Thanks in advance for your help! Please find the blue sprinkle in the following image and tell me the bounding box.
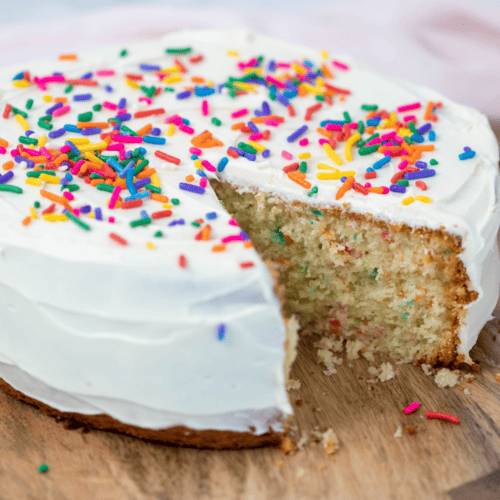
[404,169,436,180]
[80,205,91,214]
[411,134,424,143]
[65,141,80,155]
[217,157,229,172]
[303,59,314,68]
[64,124,81,133]
[217,324,226,341]
[418,123,432,135]
[177,90,192,100]
[429,130,436,141]
[105,85,113,93]
[262,149,270,158]
[366,119,381,126]
[150,127,161,136]
[113,123,121,131]
[320,120,345,127]
[127,169,137,194]
[107,158,124,174]
[182,118,190,126]
[206,212,217,220]
[118,98,127,109]
[143,135,166,145]
[268,60,276,72]
[80,127,101,136]
[191,155,199,160]
[390,184,406,193]
[60,177,70,186]
[81,72,93,80]
[366,167,375,172]
[179,182,205,194]
[194,86,215,97]
[373,156,391,170]
[287,125,308,143]
[415,161,427,169]
[459,150,476,160]
[139,64,161,71]
[73,93,92,101]
[25,130,35,137]
[240,231,250,241]
[248,121,259,133]
[138,147,147,155]
[95,207,102,220]
[125,150,132,159]
[46,102,63,115]
[125,191,151,201]
[12,71,24,81]
[119,160,136,179]
[196,169,207,178]
[275,93,289,106]
[140,210,149,219]
[48,128,66,139]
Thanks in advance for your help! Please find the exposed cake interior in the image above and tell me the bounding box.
[212,179,478,366]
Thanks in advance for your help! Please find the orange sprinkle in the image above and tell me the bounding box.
[424,101,434,121]
[287,171,311,189]
[135,123,152,136]
[53,154,68,166]
[191,130,223,148]
[2,161,13,171]
[137,168,156,179]
[30,156,48,164]
[401,142,414,154]
[339,96,346,102]
[40,189,71,210]
[406,151,422,164]
[201,225,211,241]
[321,64,333,79]
[191,76,205,83]
[33,166,43,171]
[335,176,355,200]
[59,54,77,60]
[365,126,376,134]
[250,115,284,124]
[90,179,99,187]
[22,216,31,226]
[412,144,435,152]
[297,84,307,97]
[367,187,385,194]
[211,244,226,252]
[113,179,127,188]
[317,127,333,138]
[77,121,110,129]
[0,138,8,148]
[243,241,253,248]
[54,97,67,104]
[185,174,195,182]
[231,122,245,131]
[365,110,378,120]
[150,193,169,203]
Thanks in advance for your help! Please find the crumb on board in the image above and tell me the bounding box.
[280,437,297,455]
[434,368,459,388]
[287,379,301,391]
[322,428,340,455]
[495,373,500,383]
[394,426,403,438]
[421,363,433,376]
[405,425,419,435]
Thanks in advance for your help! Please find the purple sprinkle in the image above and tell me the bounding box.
[404,169,436,180]
[179,182,205,194]
[217,324,226,341]
[81,72,93,80]
[415,161,427,169]
[115,113,131,122]
[25,130,35,137]
[262,149,270,158]
[80,205,91,213]
[0,171,14,184]
[140,210,148,219]
[80,127,101,136]
[287,125,308,143]
[46,101,63,115]
[206,212,217,220]
[48,128,66,139]
[95,207,102,220]
[73,93,92,101]
[390,184,406,193]
[248,121,259,133]
[134,177,151,189]
[262,101,271,115]
[118,98,127,110]
[463,146,471,152]
[417,123,432,135]
[125,150,132,159]
[150,127,161,136]
[176,90,192,100]
[139,64,161,71]
[105,85,113,93]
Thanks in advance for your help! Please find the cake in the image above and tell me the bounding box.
[0,29,498,449]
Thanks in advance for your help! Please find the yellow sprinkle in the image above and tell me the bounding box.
[243,67,263,75]
[317,170,356,180]
[316,77,325,88]
[166,123,175,136]
[88,212,95,219]
[15,114,30,131]
[206,79,214,87]
[292,63,306,75]
[380,119,391,129]
[38,135,47,147]
[389,112,397,125]
[301,83,323,95]
[162,203,173,209]
[146,242,156,250]
[398,128,411,137]
[227,50,239,57]
[25,177,42,187]
[402,196,415,206]
[323,143,343,166]
[416,195,432,203]
[39,173,60,184]
[79,141,107,152]
[194,159,203,170]
[42,95,53,102]
[232,81,256,91]
[67,137,90,145]
[29,207,38,220]
[125,79,140,89]
[163,75,183,84]
[317,163,339,171]
[321,49,329,60]
[298,152,311,159]
[85,152,103,164]
[247,140,266,153]
[43,214,68,222]
[12,80,29,88]
[345,133,361,161]
[161,65,181,73]
[150,173,161,188]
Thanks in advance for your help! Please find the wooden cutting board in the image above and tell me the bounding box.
[1,124,500,500]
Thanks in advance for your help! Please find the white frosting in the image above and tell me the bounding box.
[0,29,498,434]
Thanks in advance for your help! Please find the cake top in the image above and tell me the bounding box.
[0,28,498,279]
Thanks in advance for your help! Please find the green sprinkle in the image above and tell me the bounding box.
[11,107,27,118]
[404,136,413,145]
[140,86,156,98]
[34,201,40,208]
[192,221,201,227]
[166,47,192,54]
[38,464,49,473]
[90,173,105,180]
[18,136,37,145]
[237,142,257,154]
[65,211,90,231]
[26,99,33,110]
[93,103,102,112]
[307,186,318,197]
[164,87,175,92]
[358,144,380,156]
[430,159,438,165]
[171,198,180,205]
[396,180,409,187]
[27,170,56,178]
[315,95,325,101]
[120,125,138,137]
[343,111,352,123]
[268,92,276,101]
[0,185,22,194]
[134,159,149,175]
[96,183,115,193]
[361,104,378,111]
[154,231,163,238]
[130,217,152,228]
[369,268,378,280]
[358,133,379,148]
[401,312,409,320]
[211,117,221,126]
[61,184,80,192]
[357,121,365,135]
[78,111,93,122]
[406,300,414,307]
[353,235,357,241]
[145,184,161,194]
[64,85,73,94]
[311,209,323,216]
[38,119,53,131]
[120,49,128,57]
[299,161,308,174]
[408,121,418,135]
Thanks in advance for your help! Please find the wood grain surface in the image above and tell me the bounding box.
[1,126,499,500]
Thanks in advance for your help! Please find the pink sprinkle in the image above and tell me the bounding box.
[173,115,183,126]
[200,177,208,188]
[201,160,216,172]
[221,234,243,244]
[40,75,65,84]
[117,109,128,115]
[138,97,153,105]
[106,143,125,152]
[364,182,371,188]
[276,62,290,68]
[299,138,309,146]
[325,123,343,132]
[72,209,80,217]
[10,149,18,158]
[189,147,202,155]
[95,69,115,77]
[231,108,249,119]
[70,160,85,175]
[179,124,194,134]
[228,218,239,227]
[263,119,279,127]
[393,135,404,144]
[318,138,328,145]
[282,150,293,160]
[52,105,70,117]
[384,150,393,157]
[249,132,262,141]
[265,76,286,89]
[349,122,358,129]
[403,115,416,122]
[108,217,115,223]
[113,135,143,143]
[332,60,349,71]
[0,147,5,154]
[382,187,390,194]
[397,102,421,113]
[40,147,52,160]
[60,145,71,154]
[202,100,209,117]
[103,101,118,111]
[398,160,409,170]
[366,137,381,147]
[403,402,420,415]
[295,74,307,82]
[22,147,38,155]
[62,191,74,201]
[108,186,121,209]
[33,77,47,91]
[381,131,396,141]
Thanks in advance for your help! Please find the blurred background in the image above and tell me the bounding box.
[0,0,499,139]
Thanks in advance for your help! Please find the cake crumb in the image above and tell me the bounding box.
[378,362,394,382]
[277,459,286,467]
[421,363,433,376]
[287,379,301,391]
[297,434,309,450]
[467,375,474,384]
[297,468,305,478]
[322,428,340,455]
[405,425,419,435]
[362,350,375,362]
[394,426,403,438]
[495,373,500,383]
[458,386,465,391]
[346,340,364,360]
[435,368,459,388]
[463,388,471,395]
[319,463,325,470]
[280,437,296,455]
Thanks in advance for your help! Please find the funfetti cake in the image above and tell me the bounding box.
[0,29,498,449]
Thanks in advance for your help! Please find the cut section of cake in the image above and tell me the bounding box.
[0,29,498,448]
